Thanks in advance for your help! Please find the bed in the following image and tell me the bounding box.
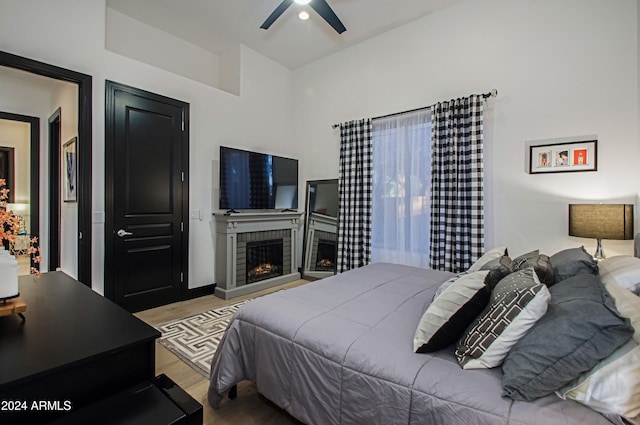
[208,254,640,425]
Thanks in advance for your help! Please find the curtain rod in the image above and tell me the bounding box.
[331,89,497,129]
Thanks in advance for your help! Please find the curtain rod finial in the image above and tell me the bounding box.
[490,89,498,97]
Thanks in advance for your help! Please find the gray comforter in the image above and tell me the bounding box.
[208,262,611,425]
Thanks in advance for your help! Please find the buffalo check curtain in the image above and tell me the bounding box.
[337,119,373,273]
[429,95,484,273]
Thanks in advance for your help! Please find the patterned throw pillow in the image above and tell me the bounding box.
[455,267,550,369]
[414,271,491,353]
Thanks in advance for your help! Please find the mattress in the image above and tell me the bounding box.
[208,262,611,425]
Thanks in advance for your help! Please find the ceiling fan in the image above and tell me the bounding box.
[260,0,347,34]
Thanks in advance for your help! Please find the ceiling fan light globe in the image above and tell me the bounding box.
[298,11,310,20]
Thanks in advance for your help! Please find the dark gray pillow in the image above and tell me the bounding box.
[480,255,513,290]
[481,253,555,288]
[515,254,555,287]
[511,249,539,269]
[550,246,598,283]
[502,273,633,401]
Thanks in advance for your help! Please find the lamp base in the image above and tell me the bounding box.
[593,238,605,262]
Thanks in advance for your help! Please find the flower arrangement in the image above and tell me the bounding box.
[0,178,40,277]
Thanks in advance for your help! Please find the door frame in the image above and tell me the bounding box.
[0,51,92,285]
[104,80,190,303]
[48,107,61,271]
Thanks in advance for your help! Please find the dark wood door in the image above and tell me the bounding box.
[105,81,189,312]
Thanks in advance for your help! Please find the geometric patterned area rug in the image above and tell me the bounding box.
[156,298,253,378]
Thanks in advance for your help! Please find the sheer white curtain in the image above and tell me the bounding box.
[371,110,432,268]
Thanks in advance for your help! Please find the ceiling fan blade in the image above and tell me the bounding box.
[309,0,346,34]
[260,0,294,30]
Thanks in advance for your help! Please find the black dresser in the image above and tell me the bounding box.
[0,272,201,424]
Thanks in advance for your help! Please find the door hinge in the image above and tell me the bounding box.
[181,111,185,132]
[181,172,184,182]
[180,272,184,283]
[181,222,184,232]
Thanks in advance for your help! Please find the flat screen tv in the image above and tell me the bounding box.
[219,146,298,211]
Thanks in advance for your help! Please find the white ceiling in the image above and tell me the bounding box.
[106,0,462,70]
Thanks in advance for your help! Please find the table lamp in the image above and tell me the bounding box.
[568,204,634,260]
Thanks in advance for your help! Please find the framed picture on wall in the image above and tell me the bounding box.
[528,139,597,174]
[63,137,77,202]
[0,146,15,203]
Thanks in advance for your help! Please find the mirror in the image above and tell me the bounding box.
[301,179,339,280]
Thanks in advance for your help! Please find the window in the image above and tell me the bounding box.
[371,110,432,268]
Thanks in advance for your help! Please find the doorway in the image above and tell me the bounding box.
[105,81,189,312]
[0,112,39,275]
[0,50,92,285]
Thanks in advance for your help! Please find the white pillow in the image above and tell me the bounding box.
[467,246,507,272]
[414,271,490,353]
[599,256,640,295]
[557,282,640,421]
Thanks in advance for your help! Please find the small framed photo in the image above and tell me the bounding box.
[528,139,597,174]
[63,137,77,202]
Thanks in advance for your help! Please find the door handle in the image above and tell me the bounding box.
[117,229,133,237]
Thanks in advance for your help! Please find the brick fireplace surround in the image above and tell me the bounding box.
[213,211,303,299]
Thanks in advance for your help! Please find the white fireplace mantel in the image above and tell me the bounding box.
[213,211,303,299]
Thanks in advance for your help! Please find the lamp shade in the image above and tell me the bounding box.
[569,204,634,240]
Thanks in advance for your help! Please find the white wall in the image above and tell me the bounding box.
[293,0,639,258]
[0,0,296,293]
[51,83,79,278]
[106,8,220,89]
[1,0,637,294]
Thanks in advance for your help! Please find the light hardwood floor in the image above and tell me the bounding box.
[135,280,310,425]
[17,254,31,276]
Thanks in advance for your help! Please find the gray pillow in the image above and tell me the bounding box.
[550,246,598,283]
[502,273,634,401]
